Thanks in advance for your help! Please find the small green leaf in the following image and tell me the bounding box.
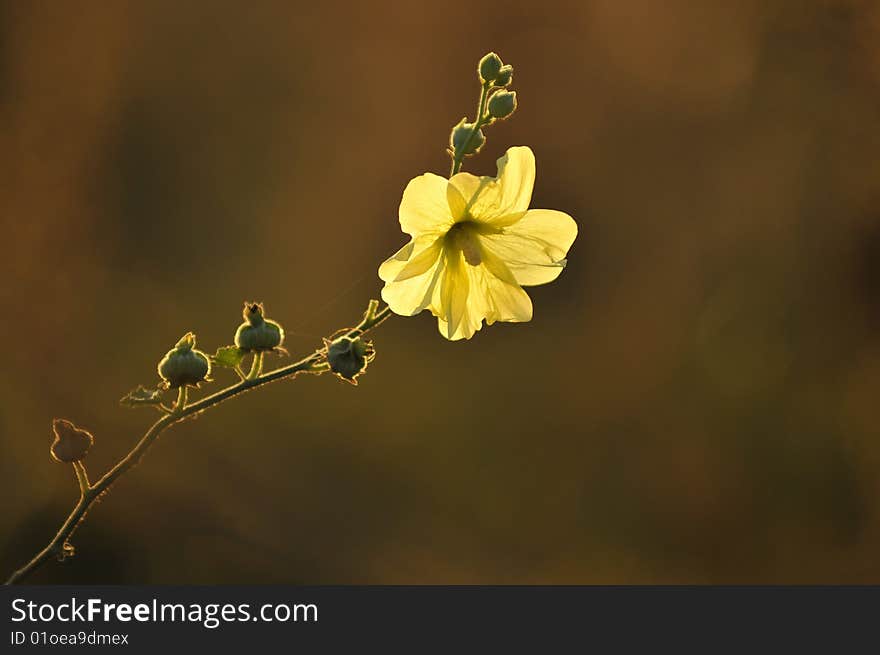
[212,345,246,368]
[120,385,165,408]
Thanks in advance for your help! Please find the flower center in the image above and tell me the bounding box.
[445,222,483,266]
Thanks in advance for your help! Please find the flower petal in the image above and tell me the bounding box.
[470,257,533,324]
[446,174,477,221]
[391,237,443,282]
[399,172,454,236]
[481,209,578,286]
[493,146,535,221]
[439,249,470,339]
[379,237,445,316]
[436,313,484,341]
[446,146,535,227]
[433,253,533,340]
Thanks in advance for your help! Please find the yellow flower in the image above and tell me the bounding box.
[378,146,577,340]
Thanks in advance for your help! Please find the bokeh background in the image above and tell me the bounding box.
[2,0,880,583]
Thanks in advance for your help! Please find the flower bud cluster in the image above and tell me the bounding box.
[450,52,518,166]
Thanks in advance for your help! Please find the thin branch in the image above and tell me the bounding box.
[4,302,392,585]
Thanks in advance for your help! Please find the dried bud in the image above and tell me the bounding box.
[488,90,517,119]
[50,419,94,463]
[450,119,486,156]
[234,302,285,352]
[325,336,375,384]
[478,52,504,83]
[494,65,513,87]
[157,332,211,388]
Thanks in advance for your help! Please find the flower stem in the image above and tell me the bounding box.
[451,82,492,176]
[246,352,264,380]
[72,461,90,496]
[175,386,188,412]
[4,302,393,585]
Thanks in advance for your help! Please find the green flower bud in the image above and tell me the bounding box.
[234,302,285,352]
[494,65,513,87]
[488,90,517,119]
[325,335,375,384]
[157,332,211,389]
[50,419,94,463]
[478,52,504,83]
[450,119,486,156]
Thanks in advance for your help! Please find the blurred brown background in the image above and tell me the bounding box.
[2,0,879,583]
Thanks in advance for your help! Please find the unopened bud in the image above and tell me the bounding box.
[158,332,211,388]
[488,90,517,119]
[478,52,504,83]
[450,119,486,156]
[494,65,513,87]
[325,336,375,384]
[234,302,285,352]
